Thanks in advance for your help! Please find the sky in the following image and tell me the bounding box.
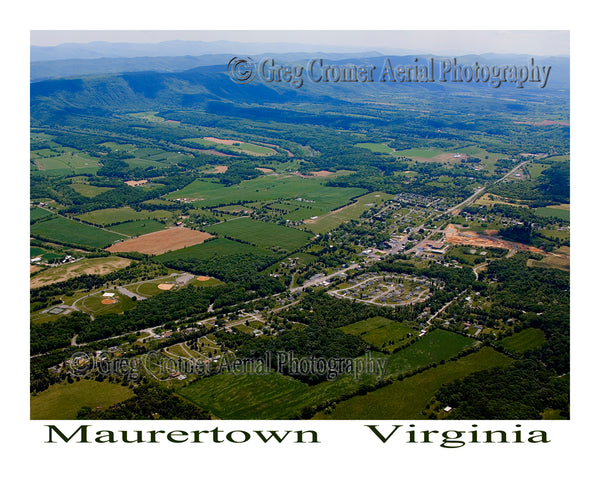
[30,30,570,56]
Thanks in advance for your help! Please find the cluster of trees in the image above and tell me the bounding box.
[77,382,211,420]
[31,311,90,355]
[435,360,569,419]
[483,254,569,374]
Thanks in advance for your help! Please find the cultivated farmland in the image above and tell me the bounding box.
[314,347,513,419]
[106,227,213,255]
[205,218,312,252]
[31,215,126,249]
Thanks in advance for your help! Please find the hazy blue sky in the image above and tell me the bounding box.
[30,30,569,56]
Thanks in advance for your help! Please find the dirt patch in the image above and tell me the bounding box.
[311,170,334,177]
[124,179,147,187]
[157,284,175,290]
[255,167,274,173]
[106,228,213,255]
[204,137,238,145]
[197,276,211,282]
[445,224,544,253]
[484,229,499,235]
[30,265,42,274]
[213,165,228,173]
[101,298,117,305]
[514,120,570,126]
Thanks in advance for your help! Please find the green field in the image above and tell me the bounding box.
[499,328,546,353]
[341,316,416,352]
[156,237,276,264]
[178,368,374,420]
[31,215,126,249]
[354,142,395,154]
[109,219,166,236]
[30,207,53,221]
[385,329,478,377]
[185,137,277,156]
[76,207,173,226]
[70,183,114,197]
[306,192,393,234]
[166,175,366,212]
[30,379,134,420]
[31,149,99,175]
[534,206,570,221]
[397,147,445,159]
[205,218,312,252]
[78,292,136,316]
[177,329,477,419]
[314,347,513,419]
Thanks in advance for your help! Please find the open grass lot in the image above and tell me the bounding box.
[314,347,513,419]
[534,206,570,221]
[340,316,416,352]
[340,316,394,335]
[205,218,312,252]
[70,183,114,197]
[31,149,99,175]
[499,328,546,353]
[527,252,570,271]
[185,137,277,156]
[305,192,393,234]
[156,237,276,264]
[166,175,366,212]
[361,322,416,352]
[30,379,134,420]
[30,207,53,221]
[76,207,173,226]
[31,215,126,249]
[354,142,395,154]
[109,219,167,236]
[30,256,132,289]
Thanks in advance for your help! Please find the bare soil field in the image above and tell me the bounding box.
[444,224,544,253]
[255,167,274,173]
[514,120,570,126]
[106,227,213,255]
[203,137,238,145]
[213,165,228,173]
[124,179,147,187]
[30,257,132,289]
